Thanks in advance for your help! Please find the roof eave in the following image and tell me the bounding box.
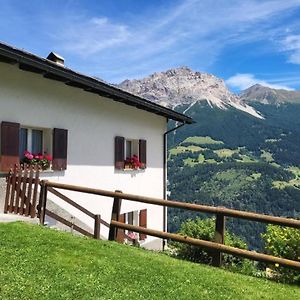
[0,42,194,124]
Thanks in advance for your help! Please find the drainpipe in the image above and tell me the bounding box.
[162,121,186,251]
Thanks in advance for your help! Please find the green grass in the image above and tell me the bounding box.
[237,155,257,163]
[1,222,299,300]
[272,166,300,189]
[182,136,224,145]
[169,145,204,156]
[261,150,274,163]
[214,148,237,158]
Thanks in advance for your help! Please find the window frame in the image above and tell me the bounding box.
[124,138,139,160]
[19,126,52,157]
[115,136,146,170]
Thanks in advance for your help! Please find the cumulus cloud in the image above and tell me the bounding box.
[226,73,294,91]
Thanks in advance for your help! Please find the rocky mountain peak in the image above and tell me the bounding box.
[240,84,300,105]
[117,67,263,118]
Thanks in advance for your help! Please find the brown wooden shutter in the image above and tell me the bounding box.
[139,139,146,169]
[116,213,125,243]
[0,121,20,172]
[139,209,147,240]
[52,128,68,171]
[115,136,125,169]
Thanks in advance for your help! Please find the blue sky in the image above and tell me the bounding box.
[1,0,300,93]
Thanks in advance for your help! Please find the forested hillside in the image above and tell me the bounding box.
[168,102,300,249]
[119,67,300,250]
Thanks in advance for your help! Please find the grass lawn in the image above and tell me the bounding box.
[1,222,299,300]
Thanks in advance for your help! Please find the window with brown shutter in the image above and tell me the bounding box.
[139,209,147,240]
[115,136,125,169]
[1,121,20,172]
[139,139,147,169]
[115,137,147,170]
[52,128,68,171]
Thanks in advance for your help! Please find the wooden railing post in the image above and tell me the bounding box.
[38,180,48,225]
[3,170,12,213]
[108,190,122,241]
[212,213,225,267]
[94,214,101,239]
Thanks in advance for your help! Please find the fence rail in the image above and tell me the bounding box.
[43,181,300,229]
[38,181,104,239]
[39,180,300,270]
[111,221,300,270]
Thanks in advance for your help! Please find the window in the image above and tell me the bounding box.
[116,209,147,243]
[115,136,147,170]
[0,121,68,172]
[125,140,132,159]
[19,128,28,158]
[124,210,147,241]
[19,127,51,158]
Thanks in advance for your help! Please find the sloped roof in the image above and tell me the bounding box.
[0,42,193,124]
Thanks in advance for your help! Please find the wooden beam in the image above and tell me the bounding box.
[112,221,300,271]
[19,63,45,74]
[45,181,300,229]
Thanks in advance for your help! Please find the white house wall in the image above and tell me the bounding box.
[0,62,167,249]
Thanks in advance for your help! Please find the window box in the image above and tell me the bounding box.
[0,121,68,172]
[22,150,52,171]
[115,136,147,170]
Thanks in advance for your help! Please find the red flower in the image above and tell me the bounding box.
[44,155,53,161]
[24,151,34,160]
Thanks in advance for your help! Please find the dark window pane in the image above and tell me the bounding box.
[32,129,43,154]
[128,212,134,225]
[126,140,132,159]
[19,128,28,158]
[127,211,134,234]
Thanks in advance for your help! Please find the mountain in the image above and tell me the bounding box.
[118,67,300,250]
[240,84,300,104]
[118,67,262,118]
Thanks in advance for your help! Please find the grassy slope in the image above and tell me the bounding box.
[0,223,299,300]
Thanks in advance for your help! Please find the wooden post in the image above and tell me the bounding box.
[108,190,122,241]
[3,170,12,213]
[94,214,101,239]
[212,213,225,267]
[38,180,48,225]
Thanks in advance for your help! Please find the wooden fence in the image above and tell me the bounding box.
[38,180,300,271]
[38,182,134,242]
[4,164,40,217]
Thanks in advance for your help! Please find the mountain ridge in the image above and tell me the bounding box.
[240,83,300,104]
[117,67,263,119]
[117,66,300,250]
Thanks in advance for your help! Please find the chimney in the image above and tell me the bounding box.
[46,52,65,67]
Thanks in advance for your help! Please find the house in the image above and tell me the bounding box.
[0,42,193,250]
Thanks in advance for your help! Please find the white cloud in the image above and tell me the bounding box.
[52,0,300,78]
[281,34,300,64]
[3,0,300,82]
[56,17,130,56]
[226,73,294,91]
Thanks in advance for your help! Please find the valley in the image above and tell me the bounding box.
[119,67,300,250]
